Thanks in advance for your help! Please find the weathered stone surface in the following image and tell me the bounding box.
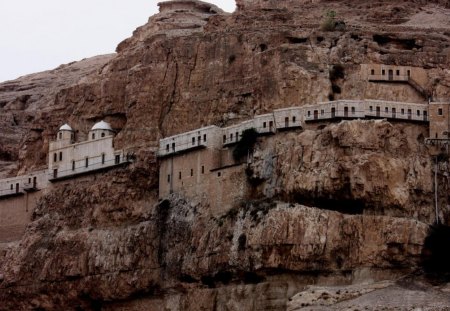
[1,0,450,309]
[248,120,436,221]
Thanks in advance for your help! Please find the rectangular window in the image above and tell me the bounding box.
[192,137,195,146]
[385,107,388,113]
[202,166,205,174]
[203,134,206,142]
[115,155,120,164]
[401,109,405,115]
[371,69,375,75]
[167,174,171,183]
[235,132,239,141]
[223,135,226,143]
[102,154,105,164]
[382,69,385,75]
[417,110,420,116]
[179,172,181,179]
[351,107,355,114]
[28,178,31,183]
[190,169,193,177]
[172,143,175,151]
[197,136,201,145]
[53,153,57,162]
[85,158,89,168]
[292,116,296,123]
[59,152,63,161]
[230,133,233,141]
[438,108,443,116]
[166,144,169,152]
[92,133,95,140]
[263,122,266,128]
[72,161,75,171]
[396,70,400,76]
[10,184,13,190]
[407,70,411,77]
[308,111,311,117]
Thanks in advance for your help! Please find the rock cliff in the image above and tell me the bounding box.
[1,0,450,309]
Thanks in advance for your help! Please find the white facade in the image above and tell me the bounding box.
[158,100,430,159]
[158,125,223,157]
[0,170,47,198]
[273,107,303,130]
[48,121,129,180]
[223,120,255,146]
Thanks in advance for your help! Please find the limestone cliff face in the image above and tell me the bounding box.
[248,120,436,221]
[1,0,450,309]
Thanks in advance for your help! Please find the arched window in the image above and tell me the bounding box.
[92,133,95,140]
[101,132,105,138]
[59,152,63,161]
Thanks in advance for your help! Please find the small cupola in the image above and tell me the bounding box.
[89,120,114,140]
[57,123,74,141]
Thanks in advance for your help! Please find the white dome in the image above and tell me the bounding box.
[59,123,73,131]
[91,120,113,131]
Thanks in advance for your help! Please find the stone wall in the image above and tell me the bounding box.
[0,192,42,243]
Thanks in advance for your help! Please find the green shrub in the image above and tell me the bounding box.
[233,128,258,161]
[321,10,336,31]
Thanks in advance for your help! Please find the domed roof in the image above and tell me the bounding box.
[59,123,73,131]
[91,120,113,131]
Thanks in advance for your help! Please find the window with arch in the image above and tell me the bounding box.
[59,152,63,161]
[101,132,105,138]
[92,133,95,140]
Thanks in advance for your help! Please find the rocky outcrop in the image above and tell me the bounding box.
[0,55,114,177]
[1,0,450,309]
[248,120,436,221]
[0,190,428,309]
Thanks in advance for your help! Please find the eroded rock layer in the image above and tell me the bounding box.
[1,0,450,309]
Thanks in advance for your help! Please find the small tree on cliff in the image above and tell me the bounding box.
[233,128,258,162]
